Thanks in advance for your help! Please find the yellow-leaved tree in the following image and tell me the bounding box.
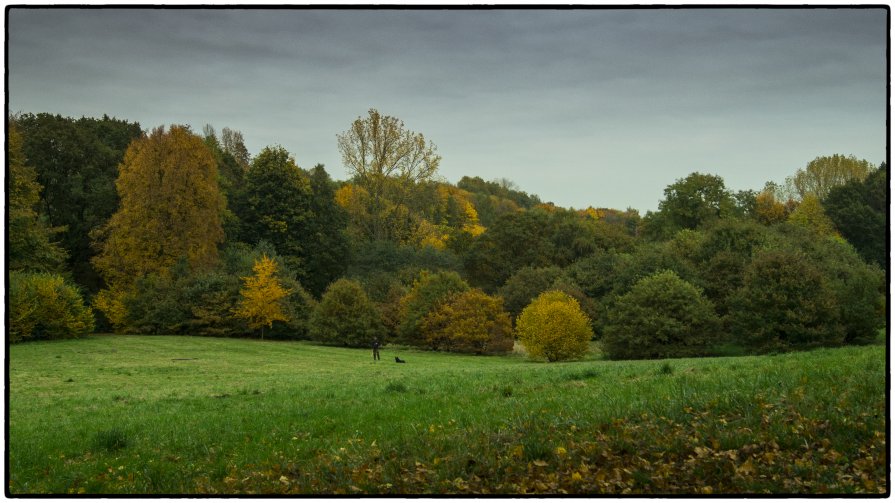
[515,290,593,362]
[233,255,291,339]
[91,125,225,328]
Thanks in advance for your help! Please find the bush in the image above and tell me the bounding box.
[310,279,385,347]
[515,290,593,362]
[602,270,720,360]
[181,272,243,337]
[397,270,470,346]
[125,273,189,335]
[728,249,842,353]
[421,289,513,354]
[9,271,95,342]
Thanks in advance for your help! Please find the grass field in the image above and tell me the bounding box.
[7,334,887,495]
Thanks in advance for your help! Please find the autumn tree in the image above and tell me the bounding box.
[397,270,470,346]
[790,154,874,200]
[515,290,593,362]
[92,125,225,290]
[233,255,292,339]
[9,271,95,342]
[8,120,67,272]
[753,189,790,225]
[787,194,838,237]
[336,108,441,242]
[421,289,514,354]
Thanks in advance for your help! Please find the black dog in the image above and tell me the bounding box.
[395,356,406,363]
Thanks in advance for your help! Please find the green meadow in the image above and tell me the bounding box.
[8,335,887,495]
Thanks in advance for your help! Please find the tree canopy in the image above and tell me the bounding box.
[790,154,874,200]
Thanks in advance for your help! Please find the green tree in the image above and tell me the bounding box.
[180,271,243,337]
[233,255,292,339]
[397,270,470,346]
[823,163,887,267]
[647,172,737,237]
[497,266,564,320]
[336,108,441,242]
[515,290,593,362]
[602,270,720,360]
[693,219,770,316]
[234,146,314,280]
[773,224,886,346]
[310,278,385,347]
[421,289,514,354]
[303,165,351,297]
[729,249,842,353]
[15,112,143,291]
[7,121,66,272]
[790,154,874,200]
[92,125,225,290]
[464,206,633,291]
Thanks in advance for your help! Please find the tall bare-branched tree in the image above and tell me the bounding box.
[337,108,441,242]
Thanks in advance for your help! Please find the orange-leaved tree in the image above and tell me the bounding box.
[232,255,291,339]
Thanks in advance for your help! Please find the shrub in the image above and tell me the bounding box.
[515,290,593,362]
[421,289,514,354]
[397,270,470,346]
[728,249,842,353]
[9,271,95,342]
[181,272,243,337]
[602,270,720,360]
[125,273,190,335]
[92,287,130,332]
[310,279,385,347]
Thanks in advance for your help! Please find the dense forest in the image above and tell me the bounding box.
[8,109,887,360]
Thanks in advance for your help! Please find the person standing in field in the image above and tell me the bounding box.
[372,339,381,361]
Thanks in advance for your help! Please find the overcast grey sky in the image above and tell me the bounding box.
[7,7,888,212]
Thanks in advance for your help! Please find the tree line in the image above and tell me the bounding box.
[7,109,886,361]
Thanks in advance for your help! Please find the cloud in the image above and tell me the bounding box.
[8,7,886,211]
